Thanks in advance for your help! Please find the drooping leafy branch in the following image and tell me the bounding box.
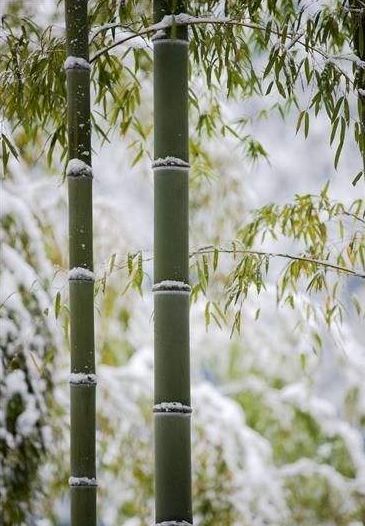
[189,187,365,334]
[1,0,364,183]
[72,186,364,340]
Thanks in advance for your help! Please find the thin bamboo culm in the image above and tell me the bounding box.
[153,1,193,525]
[64,1,97,525]
[350,1,365,174]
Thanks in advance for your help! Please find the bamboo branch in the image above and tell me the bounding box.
[90,14,343,69]
[190,246,365,279]
[89,22,136,43]
[98,246,365,281]
[342,210,365,224]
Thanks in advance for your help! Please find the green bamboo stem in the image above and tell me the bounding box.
[153,1,192,525]
[350,0,365,175]
[64,1,96,525]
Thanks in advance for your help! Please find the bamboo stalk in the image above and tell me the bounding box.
[153,1,192,525]
[350,0,365,177]
[64,1,96,525]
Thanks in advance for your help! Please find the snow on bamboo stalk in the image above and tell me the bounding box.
[153,1,192,525]
[64,1,96,525]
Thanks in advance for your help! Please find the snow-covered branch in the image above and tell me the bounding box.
[89,12,356,92]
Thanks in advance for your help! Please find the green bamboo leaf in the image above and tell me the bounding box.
[304,111,309,138]
[54,291,61,319]
[330,117,339,145]
[331,96,343,122]
[264,20,272,45]
[334,117,345,169]
[304,57,311,83]
[108,253,116,274]
[1,137,9,175]
[276,80,286,99]
[202,254,209,283]
[2,133,19,160]
[352,296,362,316]
[265,81,274,95]
[263,49,278,79]
[213,248,219,272]
[296,110,305,134]
[134,252,143,294]
[127,253,133,275]
[47,128,59,166]
[352,171,363,186]
[343,97,350,124]
[204,301,211,329]
[211,312,222,329]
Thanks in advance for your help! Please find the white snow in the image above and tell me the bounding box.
[5,370,28,397]
[153,13,230,32]
[69,373,97,385]
[16,398,40,437]
[64,56,90,71]
[68,477,97,486]
[152,157,190,168]
[153,280,191,292]
[66,158,92,178]
[155,522,192,526]
[358,88,365,97]
[68,267,95,281]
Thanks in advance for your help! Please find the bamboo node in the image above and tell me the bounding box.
[69,267,95,281]
[154,402,192,414]
[69,372,97,385]
[69,476,97,487]
[64,56,91,71]
[153,280,191,293]
[66,158,93,178]
[152,157,190,169]
[155,522,193,526]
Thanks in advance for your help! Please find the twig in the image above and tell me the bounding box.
[103,246,365,280]
[190,246,365,279]
[89,15,341,67]
[342,210,365,224]
[89,22,137,43]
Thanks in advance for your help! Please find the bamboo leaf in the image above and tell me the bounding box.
[204,301,211,329]
[352,171,363,186]
[109,253,116,274]
[213,248,219,272]
[304,111,309,138]
[296,110,305,134]
[54,291,61,319]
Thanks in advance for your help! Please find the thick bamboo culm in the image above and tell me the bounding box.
[153,1,193,525]
[64,1,97,525]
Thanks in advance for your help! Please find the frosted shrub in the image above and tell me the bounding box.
[0,184,57,525]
